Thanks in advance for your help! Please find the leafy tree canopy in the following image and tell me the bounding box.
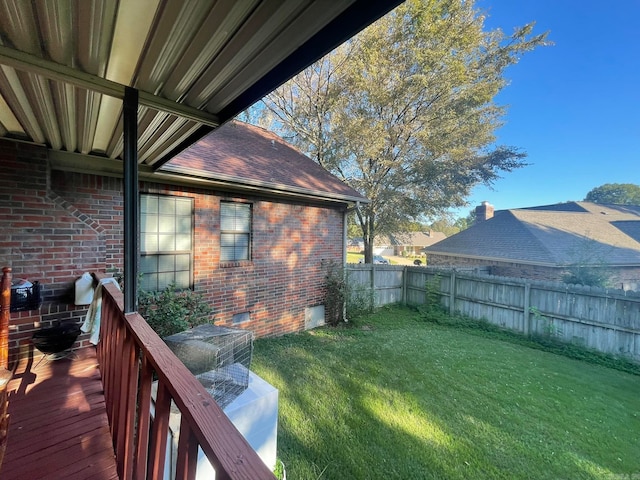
[584,183,640,205]
[251,0,549,261]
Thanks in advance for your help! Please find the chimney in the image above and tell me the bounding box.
[475,201,494,224]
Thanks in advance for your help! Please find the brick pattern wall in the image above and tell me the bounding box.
[140,183,344,337]
[427,254,568,281]
[427,253,640,289]
[0,141,118,362]
[1,140,345,362]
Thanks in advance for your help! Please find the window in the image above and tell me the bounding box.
[140,194,193,291]
[220,201,251,261]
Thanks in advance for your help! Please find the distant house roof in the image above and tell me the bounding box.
[377,231,447,247]
[424,202,640,267]
[162,121,367,205]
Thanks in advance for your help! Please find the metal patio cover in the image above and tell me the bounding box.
[0,0,402,167]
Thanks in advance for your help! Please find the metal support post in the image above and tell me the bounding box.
[123,87,139,313]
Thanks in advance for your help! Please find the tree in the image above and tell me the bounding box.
[584,183,640,205]
[429,218,461,237]
[454,210,476,232]
[561,236,613,288]
[254,0,548,262]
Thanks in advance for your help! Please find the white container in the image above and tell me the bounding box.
[74,272,94,305]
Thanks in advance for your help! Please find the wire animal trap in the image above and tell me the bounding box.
[164,324,253,409]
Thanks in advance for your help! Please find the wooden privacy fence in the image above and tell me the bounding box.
[346,265,640,362]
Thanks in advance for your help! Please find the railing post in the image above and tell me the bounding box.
[1,267,12,369]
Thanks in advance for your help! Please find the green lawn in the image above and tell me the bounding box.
[252,306,640,480]
[346,252,364,264]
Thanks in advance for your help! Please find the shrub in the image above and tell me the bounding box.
[345,276,375,320]
[323,260,346,326]
[138,283,214,338]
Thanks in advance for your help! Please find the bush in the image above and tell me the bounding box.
[323,260,346,326]
[346,277,375,320]
[138,283,214,338]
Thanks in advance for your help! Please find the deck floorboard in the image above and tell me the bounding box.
[0,349,119,479]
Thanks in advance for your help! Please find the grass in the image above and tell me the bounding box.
[252,305,640,480]
[346,252,363,264]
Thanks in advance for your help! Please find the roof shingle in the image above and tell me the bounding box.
[424,202,640,266]
[162,121,367,203]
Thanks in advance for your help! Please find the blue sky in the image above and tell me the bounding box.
[456,0,640,218]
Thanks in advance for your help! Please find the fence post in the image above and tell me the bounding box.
[449,270,456,315]
[370,264,376,307]
[402,266,407,305]
[523,282,531,336]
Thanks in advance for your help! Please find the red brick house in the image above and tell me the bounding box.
[424,201,640,290]
[1,121,366,363]
[0,2,404,476]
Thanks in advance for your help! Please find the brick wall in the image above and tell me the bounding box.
[140,182,344,337]
[0,141,116,362]
[427,253,640,289]
[1,140,345,362]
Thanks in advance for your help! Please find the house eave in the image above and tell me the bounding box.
[424,251,558,268]
[49,148,369,206]
[425,250,640,268]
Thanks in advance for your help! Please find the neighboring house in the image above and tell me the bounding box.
[346,238,365,252]
[376,231,447,257]
[347,231,446,256]
[424,201,640,290]
[0,121,367,363]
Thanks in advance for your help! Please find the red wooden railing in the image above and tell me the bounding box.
[97,278,275,480]
[0,267,11,370]
[0,267,12,467]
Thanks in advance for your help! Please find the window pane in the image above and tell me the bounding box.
[175,234,191,250]
[140,255,158,273]
[175,271,190,289]
[236,208,250,231]
[220,246,234,262]
[176,198,192,215]
[158,272,173,291]
[141,195,158,214]
[235,234,249,247]
[175,254,191,270]
[158,234,175,251]
[140,273,157,292]
[141,233,158,252]
[220,213,235,231]
[159,215,176,233]
[177,216,191,234]
[220,202,234,217]
[159,197,175,215]
[140,215,158,233]
[220,233,234,248]
[235,245,249,260]
[158,254,175,272]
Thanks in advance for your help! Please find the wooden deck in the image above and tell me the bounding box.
[0,348,118,479]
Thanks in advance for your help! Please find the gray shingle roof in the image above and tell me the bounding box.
[377,231,447,247]
[424,202,640,266]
